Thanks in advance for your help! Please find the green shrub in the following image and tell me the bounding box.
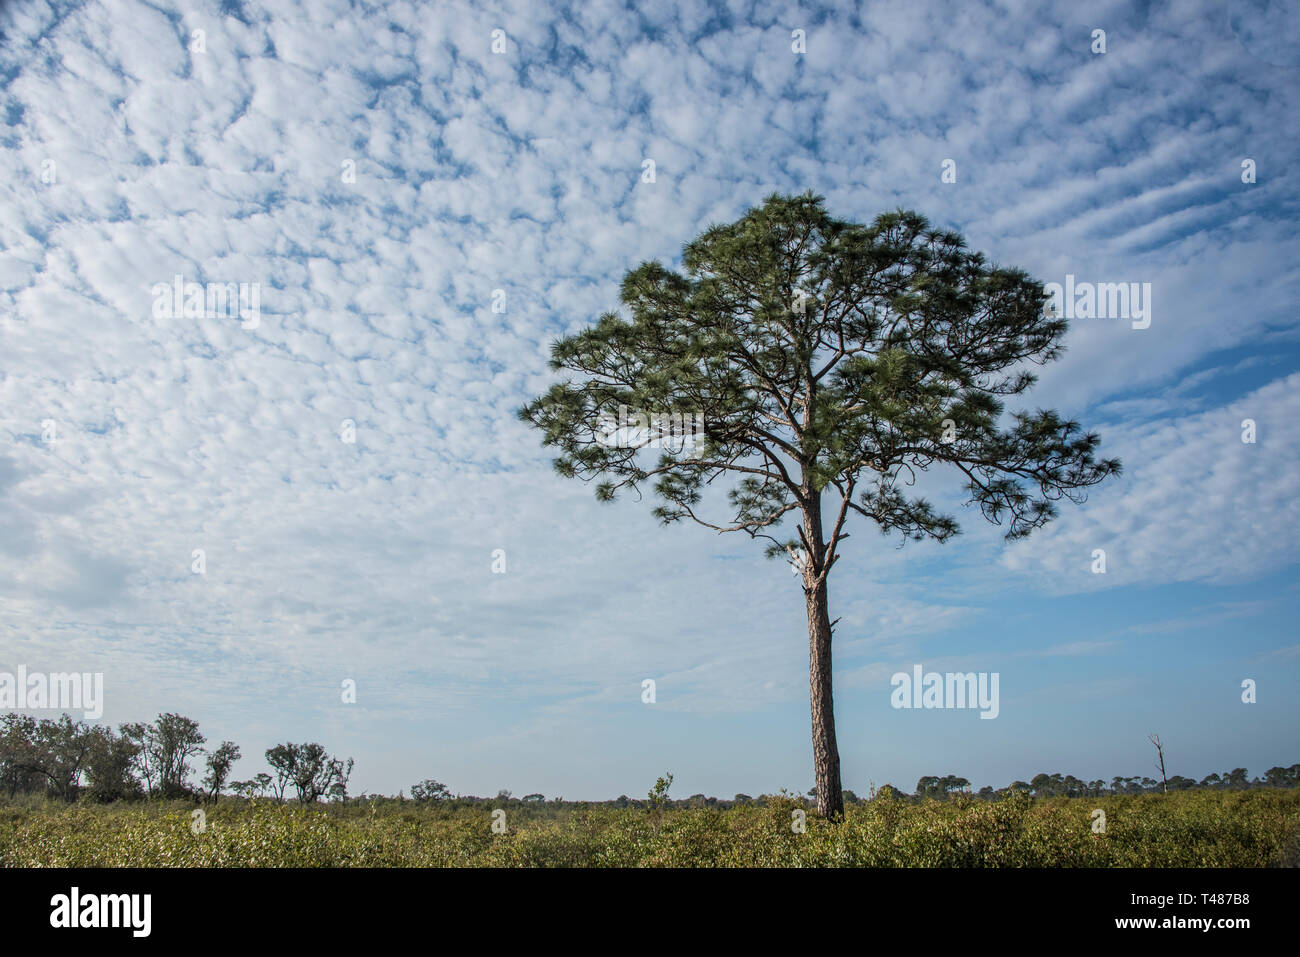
[0,788,1295,868]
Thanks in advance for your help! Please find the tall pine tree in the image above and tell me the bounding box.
[520,193,1120,819]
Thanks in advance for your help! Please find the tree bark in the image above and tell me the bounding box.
[803,501,844,820]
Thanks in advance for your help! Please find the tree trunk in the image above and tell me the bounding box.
[803,502,844,820]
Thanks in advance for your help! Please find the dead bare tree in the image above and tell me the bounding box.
[1149,734,1168,795]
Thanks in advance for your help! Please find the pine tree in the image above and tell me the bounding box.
[520,193,1120,819]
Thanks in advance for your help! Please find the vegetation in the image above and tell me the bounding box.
[5,708,1296,867]
[1,788,1296,867]
[1,712,351,806]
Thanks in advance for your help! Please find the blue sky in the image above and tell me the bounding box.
[0,0,1297,799]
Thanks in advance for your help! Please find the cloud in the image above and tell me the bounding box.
[0,0,1296,795]
[1002,372,1300,590]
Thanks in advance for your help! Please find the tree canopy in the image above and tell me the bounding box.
[521,192,1121,819]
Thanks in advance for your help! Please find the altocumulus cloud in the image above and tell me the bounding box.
[0,0,1297,795]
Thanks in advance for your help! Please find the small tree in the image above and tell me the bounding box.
[942,775,971,797]
[1221,768,1250,790]
[520,193,1120,819]
[230,772,273,799]
[290,743,333,803]
[202,741,241,803]
[265,742,353,803]
[23,715,97,801]
[123,713,205,798]
[1264,765,1300,789]
[329,757,354,803]
[411,778,452,802]
[648,771,673,831]
[0,714,44,798]
[264,744,295,802]
[253,771,273,796]
[915,775,942,800]
[83,725,142,802]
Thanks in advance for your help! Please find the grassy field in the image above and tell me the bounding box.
[2,788,1298,867]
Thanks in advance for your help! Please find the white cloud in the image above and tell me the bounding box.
[0,0,1296,794]
[1003,372,1300,589]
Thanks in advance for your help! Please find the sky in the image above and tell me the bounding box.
[0,0,1298,800]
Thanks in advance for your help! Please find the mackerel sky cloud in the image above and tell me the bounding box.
[1,0,1297,798]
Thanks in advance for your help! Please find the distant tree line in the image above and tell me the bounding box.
[878,766,1300,802]
[3,711,1296,808]
[400,763,1300,812]
[0,712,350,805]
